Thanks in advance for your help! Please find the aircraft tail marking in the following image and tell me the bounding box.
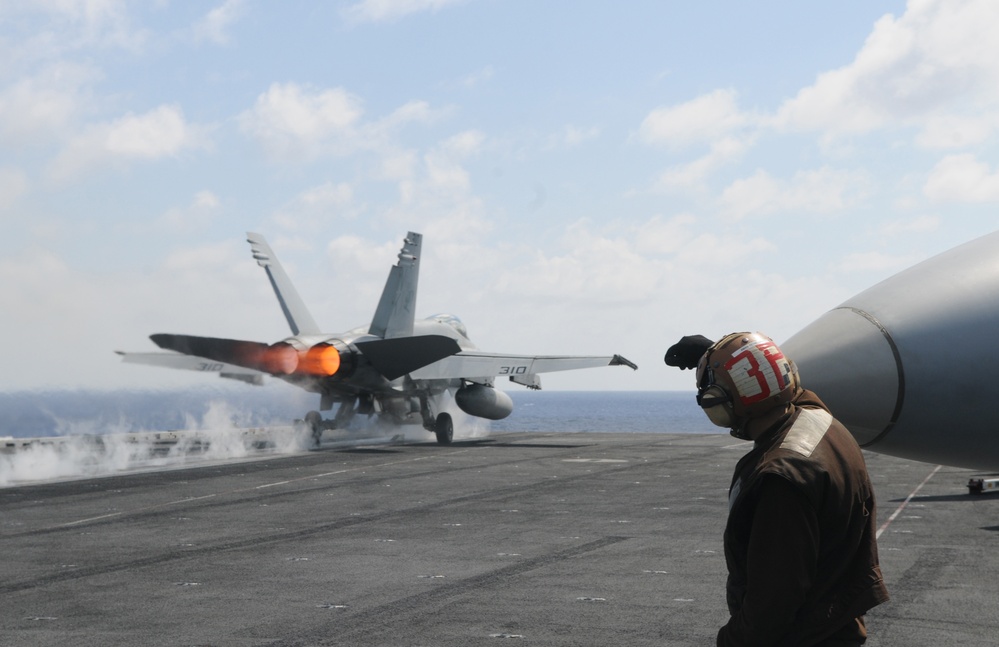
[369,232,421,339]
[247,232,321,336]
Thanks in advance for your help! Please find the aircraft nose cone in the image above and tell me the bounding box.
[782,307,901,446]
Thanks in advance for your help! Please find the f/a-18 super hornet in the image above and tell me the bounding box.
[118,232,637,445]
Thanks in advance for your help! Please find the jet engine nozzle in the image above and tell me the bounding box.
[299,343,342,376]
[262,342,299,375]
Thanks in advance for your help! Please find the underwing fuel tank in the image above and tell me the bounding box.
[781,230,999,470]
[455,384,514,420]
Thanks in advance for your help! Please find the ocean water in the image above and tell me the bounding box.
[0,389,715,438]
[493,390,716,434]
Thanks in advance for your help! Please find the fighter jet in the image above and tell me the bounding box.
[118,232,637,445]
[781,229,999,470]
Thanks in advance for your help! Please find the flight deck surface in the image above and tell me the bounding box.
[2,432,997,646]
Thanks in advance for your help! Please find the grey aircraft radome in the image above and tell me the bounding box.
[118,232,637,445]
[780,229,999,471]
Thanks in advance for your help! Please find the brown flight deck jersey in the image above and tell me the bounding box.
[717,390,889,647]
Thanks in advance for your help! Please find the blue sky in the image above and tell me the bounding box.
[2,0,998,393]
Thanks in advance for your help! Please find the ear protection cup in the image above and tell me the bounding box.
[698,385,737,428]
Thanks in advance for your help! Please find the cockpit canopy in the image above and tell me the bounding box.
[429,313,468,339]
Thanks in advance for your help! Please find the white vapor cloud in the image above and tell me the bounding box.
[0,401,313,487]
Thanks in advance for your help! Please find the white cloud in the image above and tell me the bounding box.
[544,125,599,150]
[239,84,451,164]
[774,0,999,146]
[916,114,999,149]
[2,0,150,55]
[159,190,221,231]
[377,130,484,207]
[491,218,778,307]
[379,150,419,182]
[641,90,756,191]
[238,83,364,158]
[439,129,484,157]
[461,65,494,88]
[342,0,469,24]
[378,100,440,129]
[639,89,750,148]
[419,130,484,195]
[719,167,870,219]
[48,105,210,180]
[0,168,29,210]
[830,251,917,274]
[103,106,201,157]
[877,215,940,235]
[272,181,356,231]
[629,214,699,256]
[0,62,101,147]
[493,227,661,305]
[192,0,245,45]
[300,181,353,208]
[923,153,999,202]
[654,137,751,191]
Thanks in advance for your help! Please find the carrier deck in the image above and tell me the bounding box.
[2,431,997,646]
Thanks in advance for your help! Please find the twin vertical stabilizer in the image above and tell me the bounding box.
[369,232,421,339]
[246,232,321,336]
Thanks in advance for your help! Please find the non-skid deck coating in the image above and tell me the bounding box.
[2,431,998,646]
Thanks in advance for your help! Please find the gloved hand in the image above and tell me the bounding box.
[664,335,714,370]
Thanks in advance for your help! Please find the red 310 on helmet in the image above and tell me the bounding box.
[695,332,800,430]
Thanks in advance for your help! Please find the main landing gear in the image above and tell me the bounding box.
[303,400,455,447]
[434,412,453,445]
[419,395,453,445]
[303,411,324,447]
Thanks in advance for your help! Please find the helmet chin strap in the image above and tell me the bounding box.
[728,422,751,441]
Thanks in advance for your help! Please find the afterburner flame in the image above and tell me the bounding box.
[300,344,341,376]
[263,343,298,375]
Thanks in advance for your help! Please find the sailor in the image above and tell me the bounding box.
[665,332,889,646]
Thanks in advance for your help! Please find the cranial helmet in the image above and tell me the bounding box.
[695,332,800,436]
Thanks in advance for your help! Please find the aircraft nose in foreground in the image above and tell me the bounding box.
[782,308,900,446]
[783,229,999,470]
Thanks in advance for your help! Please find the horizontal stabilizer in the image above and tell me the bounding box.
[355,335,462,381]
[150,333,274,373]
[116,350,265,384]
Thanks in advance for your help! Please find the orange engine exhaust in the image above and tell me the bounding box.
[299,343,342,376]
[261,342,299,375]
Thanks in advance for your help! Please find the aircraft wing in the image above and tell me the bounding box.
[115,351,266,385]
[408,351,637,385]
